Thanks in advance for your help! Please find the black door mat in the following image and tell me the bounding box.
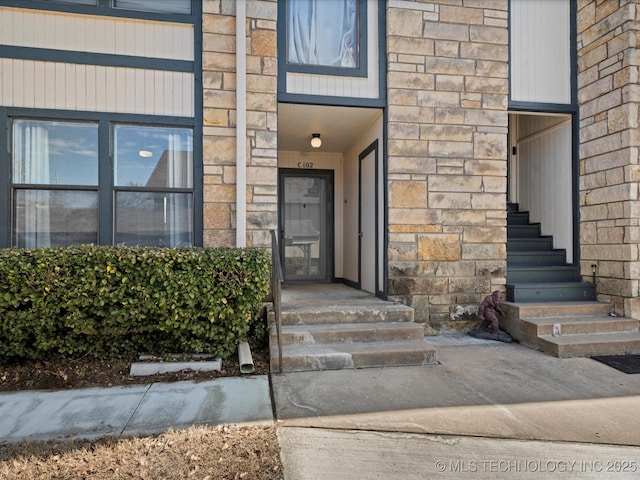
[591,355,640,374]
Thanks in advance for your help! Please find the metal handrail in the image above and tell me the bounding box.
[270,230,284,373]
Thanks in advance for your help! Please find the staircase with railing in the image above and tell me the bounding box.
[504,205,640,357]
[268,231,437,372]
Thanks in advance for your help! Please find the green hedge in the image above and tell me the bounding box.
[0,246,270,363]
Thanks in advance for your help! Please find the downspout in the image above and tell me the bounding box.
[236,0,247,248]
[238,339,255,374]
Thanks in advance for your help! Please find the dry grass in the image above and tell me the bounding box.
[0,424,282,480]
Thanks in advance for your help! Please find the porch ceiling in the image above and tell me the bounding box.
[278,103,382,154]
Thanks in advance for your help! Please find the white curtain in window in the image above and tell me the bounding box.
[13,124,51,248]
[288,0,357,68]
[167,133,193,247]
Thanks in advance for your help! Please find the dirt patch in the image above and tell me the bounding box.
[0,424,282,480]
[0,347,270,392]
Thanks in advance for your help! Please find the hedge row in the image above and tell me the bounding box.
[0,246,270,363]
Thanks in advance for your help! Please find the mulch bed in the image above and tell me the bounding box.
[0,346,270,392]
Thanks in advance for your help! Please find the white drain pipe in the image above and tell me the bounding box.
[236,0,247,248]
[238,340,254,374]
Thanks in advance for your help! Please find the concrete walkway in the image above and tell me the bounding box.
[3,336,640,479]
[273,336,640,479]
[0,376,272,443]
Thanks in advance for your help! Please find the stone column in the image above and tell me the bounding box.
[386,0,509,330]
[577,0,640,315]
[202,0,278,248]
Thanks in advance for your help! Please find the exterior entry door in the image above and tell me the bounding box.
[279,169,333,283]
[359,141,378,294]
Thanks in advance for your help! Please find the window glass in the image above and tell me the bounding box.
[14,190,98,248]
[10,119,195,248]
[113,0,191,15]
[114,125,193,188]
[287,0,358,68]
[12,120,99,186]
[40,0,97,5]
[115,192,193,247]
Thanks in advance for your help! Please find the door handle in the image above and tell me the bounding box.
[358,232,364,237]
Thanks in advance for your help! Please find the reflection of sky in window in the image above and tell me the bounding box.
[114,125,193,187]
[15,121,99,186]
[48,123,99,185]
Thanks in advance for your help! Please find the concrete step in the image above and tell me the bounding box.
[507,250,567,267]
[270,340,438,372]
[504,301,612,318]
[507,265,580,283]
[276,301,414,325]
[507,237,554,252]
[500,301,614,348]
[506,281,597,302]
[521,315,639,337]
[270,322,425,346]
[538,331,640,358]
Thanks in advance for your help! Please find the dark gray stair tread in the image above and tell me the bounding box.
[508,281,596,289]
[506,237,554,251]
[507,282,597,302]
[507,224,541,237]
[507,251,567,266]
[274,340,438,371]
[274,322,424,344]
[507,266,579,283]
[507,212,530,225]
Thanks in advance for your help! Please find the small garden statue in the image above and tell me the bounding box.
[468,290,513,343]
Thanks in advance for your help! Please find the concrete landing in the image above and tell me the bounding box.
[271,337,640,447]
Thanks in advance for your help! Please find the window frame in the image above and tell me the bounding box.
[0,0,195,23]
[279,0,368,78]
[1,109,199,248]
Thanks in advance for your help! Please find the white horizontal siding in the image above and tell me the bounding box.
[285,0,379,99]
[510,0,571,105]
[1,59,194,117]
[0,7,193,61]
[518,118,573,262]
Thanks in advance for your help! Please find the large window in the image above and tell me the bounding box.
[285,0,366,75]
[10,119,194,248]
[12,120,99,248]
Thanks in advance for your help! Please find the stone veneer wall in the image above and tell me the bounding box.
[578,0,640,316]
[202,0,278,248]
[386,0,509,329]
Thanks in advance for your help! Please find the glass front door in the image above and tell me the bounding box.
[279,169,333,283]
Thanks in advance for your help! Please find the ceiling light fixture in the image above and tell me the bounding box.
[139,150,153,158]
[310,133,322,149]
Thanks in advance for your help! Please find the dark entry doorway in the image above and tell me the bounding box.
[278,168,334,283]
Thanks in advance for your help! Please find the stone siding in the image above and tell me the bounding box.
[387,0,509,329]
[577,0,640,314]
[202,0,278,248]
